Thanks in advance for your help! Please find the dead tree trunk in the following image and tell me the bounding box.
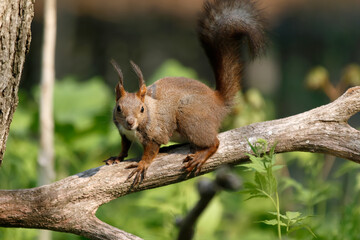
[0,0,35,165]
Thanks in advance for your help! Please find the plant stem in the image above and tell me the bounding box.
[261,189,282,240]
[276,192,282,240]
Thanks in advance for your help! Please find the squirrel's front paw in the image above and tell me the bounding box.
[125,161,149,187]
[103,156,123,165]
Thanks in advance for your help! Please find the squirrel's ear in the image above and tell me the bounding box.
[137,84,147,102]
[115,82,126,101]
[110,59,126,101]
[130,60,147,102]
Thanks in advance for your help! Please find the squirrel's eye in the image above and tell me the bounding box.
[140,106,144,113]
[117,105,121,112]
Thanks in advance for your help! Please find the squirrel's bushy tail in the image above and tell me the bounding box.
[198,0,266,107]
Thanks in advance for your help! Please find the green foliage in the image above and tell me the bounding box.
[1,60,359,240]
[0,228,38,240]
[53,76,112,130]
[222,89,275,131]
[97,176,224,240]
[243,139,315,239]
[281,152,340,215]
[148,59,201,85]
[243,139,279,202]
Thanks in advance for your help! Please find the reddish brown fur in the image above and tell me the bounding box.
[105,0,266,186]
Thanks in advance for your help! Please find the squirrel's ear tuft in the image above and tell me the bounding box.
[130,60,145,88]
[130,60,147,102]
[110,59,126,101]
[110,59,124,85]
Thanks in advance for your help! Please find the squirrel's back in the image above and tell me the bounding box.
[198,0,266,107]
[146,77,227,146]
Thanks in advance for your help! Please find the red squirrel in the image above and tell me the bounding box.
[105,0,266,185]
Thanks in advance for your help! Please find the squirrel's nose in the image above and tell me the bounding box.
[126,117,135,127]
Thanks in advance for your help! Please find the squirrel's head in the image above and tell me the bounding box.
[111,60,148,131]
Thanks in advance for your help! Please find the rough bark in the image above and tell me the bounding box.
[0,0,35,165]
[0,86,359,240]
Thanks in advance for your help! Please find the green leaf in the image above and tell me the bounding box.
[256,138,268,152]
[242,155,267,173]
[285,211,301,220]
[260,219,286,227]
[269,141,278,158]
[268,211,287,220]
[247,139,259,156]
[245,193,268,201]
[243,181,259,190]
[272,165,284,171]
[255,172,268,192]
[242,182,267,200]
[268,173,277,196]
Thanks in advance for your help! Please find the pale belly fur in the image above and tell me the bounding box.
[119,124,187,145]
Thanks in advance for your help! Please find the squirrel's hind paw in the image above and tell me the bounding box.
[183,140,219,175]
[183,154,206,175]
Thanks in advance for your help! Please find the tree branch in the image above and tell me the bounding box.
[0,87,359,239]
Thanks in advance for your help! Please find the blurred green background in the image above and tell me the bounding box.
[1,0,360,239]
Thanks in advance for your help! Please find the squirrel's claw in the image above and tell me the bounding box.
[183,154,195,171]
[126,162,148,187]
[183,154,206,175]
[182,141,219,176]
[103,156,123,165]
